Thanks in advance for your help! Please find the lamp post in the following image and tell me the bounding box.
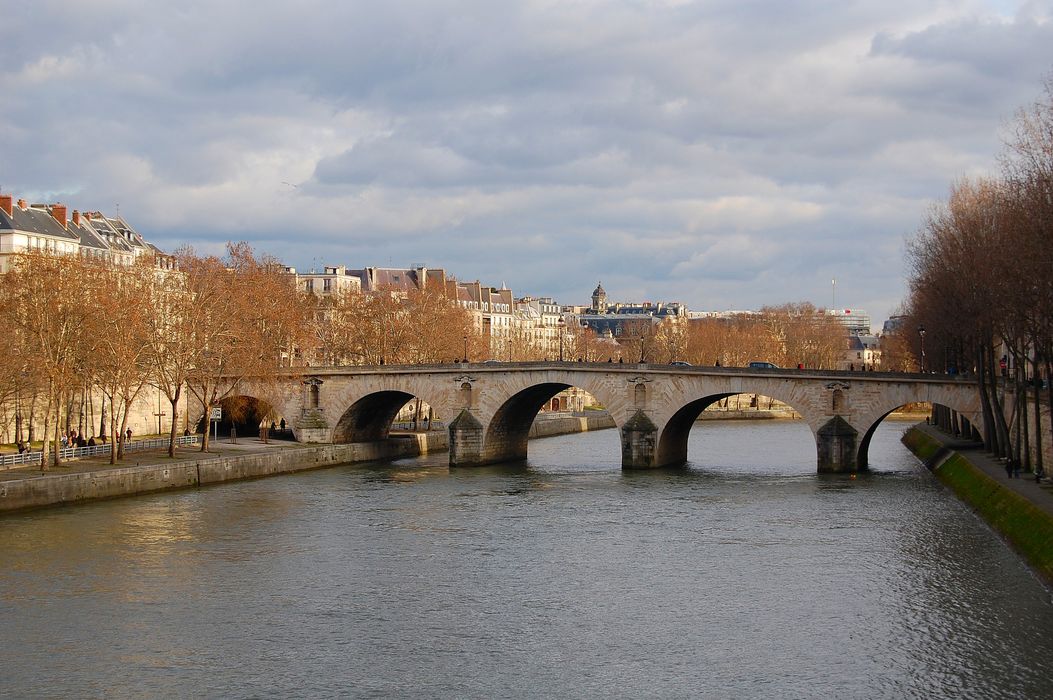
[508,338,512,363]
[918,325,926,373]
[463,335,468,363]
[558,317,565,362]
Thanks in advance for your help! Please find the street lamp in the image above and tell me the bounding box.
[508,338,512,363]
[463,335,468,363]
[558,317,565,362]
[918,325,926,373]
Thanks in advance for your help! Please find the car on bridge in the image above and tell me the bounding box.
[747,361,779,369]
[670,361,692,367]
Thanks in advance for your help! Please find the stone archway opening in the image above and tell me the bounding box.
[332,390,426,443]
[196,395,283,440]
[857,401,978,470]
[654,391,810,468]
[467,382,612,466]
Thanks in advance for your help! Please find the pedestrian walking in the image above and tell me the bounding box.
[1005,459,1014,479]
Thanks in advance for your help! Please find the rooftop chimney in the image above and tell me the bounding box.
[0,194,12,217]
[72,210,81,227]
[51,204,67,228]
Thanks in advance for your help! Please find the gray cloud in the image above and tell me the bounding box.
[2,0,1053,327]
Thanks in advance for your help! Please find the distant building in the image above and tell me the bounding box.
[825,308,871,335]
[687,310,758,320]
[576,281,687,338]
[843,335,881,370]
[293,265,362,297]
[348,265,450,295]
[882,315,907,336]
[0,193,171,272]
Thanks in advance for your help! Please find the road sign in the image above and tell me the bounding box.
[210,407,222,421]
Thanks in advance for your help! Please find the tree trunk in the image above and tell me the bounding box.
[986,341,1012,458]
[200,399,212,453]
[118,403,131,463]
[40,399,51,471]
[51,385,63,467]
[99,399,108,441]
[168,393,181,458]
[14,390,23,443]
[27,394,37,444]
[977,344,998,453]
[109,395,119,465]
[1032,355,1044,476]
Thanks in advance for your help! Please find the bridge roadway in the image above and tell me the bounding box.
[235,361,981,472]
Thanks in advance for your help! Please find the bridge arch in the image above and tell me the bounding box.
[855,396,982,470]
[455,369,625,467]
[484,382,576,463]
[332,390,418,443]
[654,392,812,467]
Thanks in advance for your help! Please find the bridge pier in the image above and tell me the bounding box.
[621,410,660,469]
[448,409,485,467]
[816,416,860,473]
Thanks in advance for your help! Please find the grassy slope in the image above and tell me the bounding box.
[903,428,1053,585]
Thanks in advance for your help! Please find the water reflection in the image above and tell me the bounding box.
[1,418,1051,699]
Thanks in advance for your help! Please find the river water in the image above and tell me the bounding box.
[2,418,1052,699]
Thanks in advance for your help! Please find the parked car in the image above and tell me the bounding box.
[671,361,692,366]
[747,361,779,369]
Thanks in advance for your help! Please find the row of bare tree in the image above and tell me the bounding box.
[0,243,488,468]
[557,302,850,368]
[905,79,1053,473]
[0,244,314,467]
[1,239,860,468]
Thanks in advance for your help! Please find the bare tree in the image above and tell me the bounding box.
[0,252,89,468]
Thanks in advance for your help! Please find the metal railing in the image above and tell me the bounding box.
[1,434,201,471]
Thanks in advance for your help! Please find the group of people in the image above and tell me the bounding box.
[59,429,97,449]
[16,430,104,453]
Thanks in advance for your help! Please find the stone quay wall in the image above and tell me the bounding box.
[0,435,445,514]
[0,413,615,514]
[529,412,616,438]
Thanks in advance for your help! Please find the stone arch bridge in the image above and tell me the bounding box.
[237,362,980,472]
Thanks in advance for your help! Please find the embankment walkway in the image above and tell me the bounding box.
[914,422,1053,520]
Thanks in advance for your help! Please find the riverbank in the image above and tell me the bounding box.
[0,412,616,514]
[902,423,1053,587]
[0,434,447,514]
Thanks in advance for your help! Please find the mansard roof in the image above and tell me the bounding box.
[74,218,110,251]
[0,204,81,241]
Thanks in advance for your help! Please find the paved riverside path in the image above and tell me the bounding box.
[915,422,1053,520]
[0,436,302,483]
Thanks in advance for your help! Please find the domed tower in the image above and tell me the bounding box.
[591,281,607,312]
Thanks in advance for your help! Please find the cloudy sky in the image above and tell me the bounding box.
[4,1,1053,326]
